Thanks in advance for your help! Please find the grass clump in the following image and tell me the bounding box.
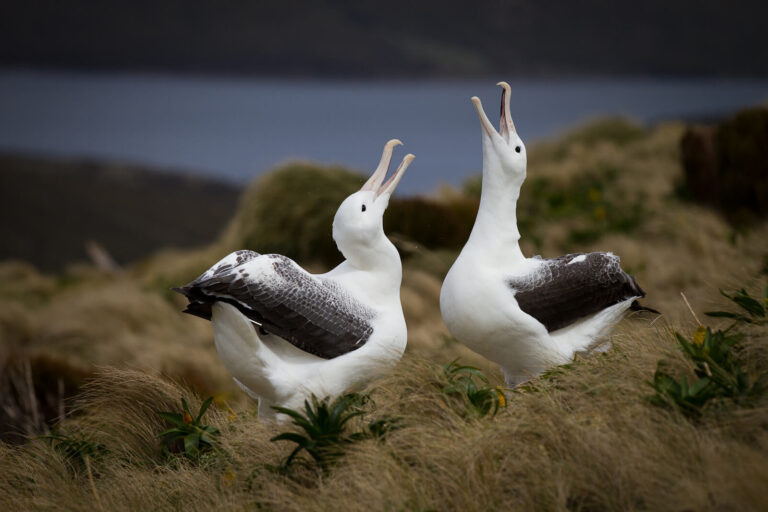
[462,162,646,251]
[561,117,647,149]
[158,396,220,461]
[521,165,645,248]
[40,432,108,474]
[385,197,477,252]
[221,163,363,269]
[271,393,399,474]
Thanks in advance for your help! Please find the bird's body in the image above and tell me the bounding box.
[176,140,413,417]
[441,83,650,386]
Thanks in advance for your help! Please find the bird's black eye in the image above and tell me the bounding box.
[515,146,521,153]
[361,204,367,212]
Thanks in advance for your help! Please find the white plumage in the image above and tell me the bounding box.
[441,83,649,386]
[176,140,413,418]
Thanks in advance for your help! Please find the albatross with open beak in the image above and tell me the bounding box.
[440,83,653,386]
[175,140,414,418]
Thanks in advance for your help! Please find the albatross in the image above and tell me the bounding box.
[175,139,414,418]
[440,82,654,386]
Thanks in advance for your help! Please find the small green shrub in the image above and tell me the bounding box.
[650,285,768,418]
[158,396,220,460]
[440,361,506,419]
[271,393,399,474]
[649,368,717,418]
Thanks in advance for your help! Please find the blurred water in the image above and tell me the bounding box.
[1,69,767,194]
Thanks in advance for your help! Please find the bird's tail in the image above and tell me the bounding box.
[210,302,280,400]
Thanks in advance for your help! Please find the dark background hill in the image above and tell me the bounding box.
[0,154,240,271]
[1,0,766,78]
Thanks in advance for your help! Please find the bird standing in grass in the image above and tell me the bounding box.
[440,83,654,386]
[175,140,413,418]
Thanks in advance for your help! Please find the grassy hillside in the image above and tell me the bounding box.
[1,117,767,510]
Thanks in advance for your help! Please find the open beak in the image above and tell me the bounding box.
[361,139,415,200]
[497,81,516,138]
[471,96,496,139]
[471,82,516,140]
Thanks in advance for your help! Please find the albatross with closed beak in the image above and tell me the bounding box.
[175,140,414,417]
[440,83,654,386]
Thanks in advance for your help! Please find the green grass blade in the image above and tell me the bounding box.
[733,295,765,317]
[184,432,201,456]
[196,397,214,423]
[157,412,185,427]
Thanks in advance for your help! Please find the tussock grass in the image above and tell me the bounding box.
[2,116,768,509]
[1,323,766,511]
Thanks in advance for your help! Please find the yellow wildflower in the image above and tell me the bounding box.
[588,188,601,202]
[594,207,607,221]
[222,469,237,488]
[495,386,507,408]
[692,325,707,347]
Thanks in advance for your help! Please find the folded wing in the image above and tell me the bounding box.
[507,252,644,332]
[174,250,376,359]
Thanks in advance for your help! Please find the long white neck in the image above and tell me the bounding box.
[464,139,526,266]
[329,232,403,300]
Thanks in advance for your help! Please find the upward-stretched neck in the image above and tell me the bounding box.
[465,146,526,265]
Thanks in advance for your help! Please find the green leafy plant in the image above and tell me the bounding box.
[270,393,399,474]
[441,360,506,419]
[650,324,768,418]
[649,369,716,417]
[705,286,768,326]
[158,396,220,460]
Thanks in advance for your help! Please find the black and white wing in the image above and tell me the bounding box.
[174,250,376,359]
[507,252,645,332]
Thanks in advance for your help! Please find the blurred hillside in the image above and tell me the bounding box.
[0,154,240,271]
[1,0,767,77]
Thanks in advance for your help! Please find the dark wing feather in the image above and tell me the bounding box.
[173,251,375,360]
[507,253,645,332]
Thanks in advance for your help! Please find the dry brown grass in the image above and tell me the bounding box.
[1,117,768,510]
[1,323,767,511]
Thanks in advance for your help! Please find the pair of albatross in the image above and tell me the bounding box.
[176,83,651,415]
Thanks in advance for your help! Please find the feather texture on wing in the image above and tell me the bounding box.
[507,252,645,332]
[174,251,376,359]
